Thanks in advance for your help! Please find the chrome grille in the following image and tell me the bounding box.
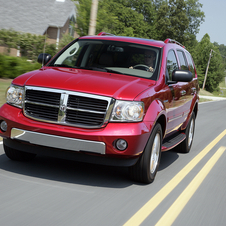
[67,95,108,112]
[25,103,59,121]
[25,89,61,105]
[66,109,105,126]
[24,86,113,128]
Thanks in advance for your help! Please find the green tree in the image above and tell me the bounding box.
[182,0,204,50]
[74,0,92,36]
[154,0,189,43]
[75,0,156,37]
[122,0,156,38]
[98,0,150,37]
[195,34,225,92]
[74,0,204,44]
[185,0,204,35]
[213,42,226,71]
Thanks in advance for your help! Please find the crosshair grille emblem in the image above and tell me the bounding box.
[60,104,67,112]
[58,94,69,122]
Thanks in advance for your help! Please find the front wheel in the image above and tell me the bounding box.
[129,123,162,184]
[3,140,36,161]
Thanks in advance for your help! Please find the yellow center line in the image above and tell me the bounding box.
[156,146,226,226]
[123,129,226,226]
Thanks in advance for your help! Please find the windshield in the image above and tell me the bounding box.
[48,39,161,80]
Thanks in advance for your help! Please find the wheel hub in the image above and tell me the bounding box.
[150,133,161,174]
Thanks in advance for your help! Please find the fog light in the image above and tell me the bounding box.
[0,120,7,132]
[115,139,128,151]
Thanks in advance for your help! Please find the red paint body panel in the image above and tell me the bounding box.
[13,68,155,100]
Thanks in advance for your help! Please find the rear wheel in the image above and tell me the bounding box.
[3,140,36,161]
[129,123,162,184]
[175,112,195,153]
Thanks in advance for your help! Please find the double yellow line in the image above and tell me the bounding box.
[124,130,226,226]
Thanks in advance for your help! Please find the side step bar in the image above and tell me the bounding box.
[162,132,186,151]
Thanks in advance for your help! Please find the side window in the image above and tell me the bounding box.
[185,52,195,77]
[167,50,179,80]
[177,50,189,70]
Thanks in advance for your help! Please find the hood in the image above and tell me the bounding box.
[13,67,155,100]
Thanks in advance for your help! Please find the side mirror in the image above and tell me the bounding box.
[38,53,51,65]
[172,69,193,82]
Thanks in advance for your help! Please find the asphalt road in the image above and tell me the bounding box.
[1,100,226,226]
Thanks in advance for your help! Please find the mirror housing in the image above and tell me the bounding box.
[38,53,51,65]
[172,69,193,82]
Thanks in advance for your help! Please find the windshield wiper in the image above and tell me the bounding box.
[101,67,124,74]
[76,66,107,72]
[67,66,129,76]
[77,66,125,74]
[52,64,75,68]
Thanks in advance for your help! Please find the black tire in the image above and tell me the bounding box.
[3,141,36,161]
[175,112,195,153]
[129,123,162,184]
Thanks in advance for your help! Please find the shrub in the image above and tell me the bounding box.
[0,54,41,79]
[45,43,58,58]
[58,33,75,50]
[0,29,59,60]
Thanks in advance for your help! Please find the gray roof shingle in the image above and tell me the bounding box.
[0,0,76,35]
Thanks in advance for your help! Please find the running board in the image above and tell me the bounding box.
[162,132,186,151]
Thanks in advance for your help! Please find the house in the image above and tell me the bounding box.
[0,0,78,55]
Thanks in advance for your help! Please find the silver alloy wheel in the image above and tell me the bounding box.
[150,133,161,174]
[188,118,194,147]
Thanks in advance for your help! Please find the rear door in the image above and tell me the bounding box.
[174,49,193,129]
[165,49,179,134]
[166,48,192,132]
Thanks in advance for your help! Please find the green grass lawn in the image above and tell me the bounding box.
[218,80,226,97]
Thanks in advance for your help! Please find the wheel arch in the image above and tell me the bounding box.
[193,101,198,119]
[143,99,167,138]
[181,99,198,130]
[156,114,167,138]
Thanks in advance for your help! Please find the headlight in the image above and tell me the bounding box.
[110,100,144,122]
[6,85,24,108]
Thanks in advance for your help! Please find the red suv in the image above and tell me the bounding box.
[0,33,199,183]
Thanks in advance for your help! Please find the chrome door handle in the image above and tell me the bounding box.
[191,87,196,95]
[180,90,186,96]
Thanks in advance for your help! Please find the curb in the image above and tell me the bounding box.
[199,95,226,101]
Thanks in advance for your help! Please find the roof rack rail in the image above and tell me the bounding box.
[164,38,185,49]
[97,32,115,36]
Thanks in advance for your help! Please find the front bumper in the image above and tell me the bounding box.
[11,128,105,155]
[0,104,153,159]
[3,138,139,166]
